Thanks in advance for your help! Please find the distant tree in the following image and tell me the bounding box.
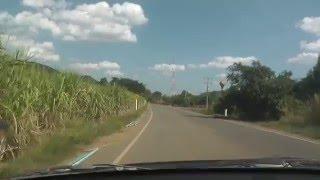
[167,90,193,107]
[160,90,221,107]
[99,77,108,86]
[110,77,147,95]
[294,55,320,100]
[144,89,152,101]
[81,75,99,84]
[215,61,294,120]
[151,91,162,102]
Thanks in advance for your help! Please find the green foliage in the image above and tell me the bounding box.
[161,90,221,107]
[99,77,108,86]
[294,56,320,100]
[279,96,309,125]
[215,61,295,120]
[0,106,147,178]
[214,56,320,123]
[0,53,142,161]
[150,91,162,103]
[259,120,320,140]
[163,90,193,107]
[307,94,320,125]
[110,77,147,96]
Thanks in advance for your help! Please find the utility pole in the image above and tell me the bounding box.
[170,67,176,96]
[204,77,213,110]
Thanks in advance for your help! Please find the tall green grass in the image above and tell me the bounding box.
[0,50,145,161]
[0,106,147,178]
[258,94,320,141]
[280,95,320,126]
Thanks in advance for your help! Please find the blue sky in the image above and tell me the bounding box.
[1,0,320,94]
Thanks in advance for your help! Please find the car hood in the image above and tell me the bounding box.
[126,157,320,169]
[14,157,320,179]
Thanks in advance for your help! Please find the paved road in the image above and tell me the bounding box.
[83,104,320,165]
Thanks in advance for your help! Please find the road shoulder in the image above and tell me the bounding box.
[178,107,320,145]
[65,106,153,167]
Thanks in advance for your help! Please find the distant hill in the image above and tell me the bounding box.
[80,75,99,84]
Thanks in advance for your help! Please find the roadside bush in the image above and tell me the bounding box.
[280,96,309,125]
[307,94,320,125]
[215,62,294,121]
[214,87,240,117]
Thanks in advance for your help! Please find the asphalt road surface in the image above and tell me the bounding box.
[82,104,320,166]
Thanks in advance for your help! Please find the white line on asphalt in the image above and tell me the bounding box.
[71,148,99,167]
[223,120,320,145]
[112,108,153,164]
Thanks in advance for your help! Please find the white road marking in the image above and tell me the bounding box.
[223,119,320,145]
[71,148,99,167]
[112,108,153,164]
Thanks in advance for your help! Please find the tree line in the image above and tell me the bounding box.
[213,56,320,123]
[153,55,320,124]
[99,56,320,125]
[98,77,152,99]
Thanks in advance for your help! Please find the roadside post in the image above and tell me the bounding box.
[224,109,228,117]
[135,98,138,111]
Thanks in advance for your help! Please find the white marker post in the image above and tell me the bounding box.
[224,108,228,117]
[135,98,138,111]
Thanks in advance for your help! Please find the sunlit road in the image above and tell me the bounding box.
[83,104,320,165]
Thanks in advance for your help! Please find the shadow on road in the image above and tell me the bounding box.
[181,114,215,119]
[180,111,230,120]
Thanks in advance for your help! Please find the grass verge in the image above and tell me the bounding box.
[257,120,320,140]
[190,106,320,141]
[0,105,147,178]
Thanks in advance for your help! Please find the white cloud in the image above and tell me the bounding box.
[1,1,147,42]
[1,34,60,62]
[290,17,320,65]
[3,1,148,43]
[70,60,123,77]
[156,56,256,76]
[186,64,198,69]
[288,52,318,65]
[300,39,320,52]
[22,0,67,9]
[298,17,320,36]
[15,11,62,35]
[53,1,147,42]
[98,61,120,70]
[188,56,257,69]
[106,70,124,77]
[0,11,61,36]
[150,64,186,75]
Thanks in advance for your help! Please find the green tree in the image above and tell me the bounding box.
[99,77,108,86]
[150,91,162,102]
[294,55,320,100]
[110,77,147,95]
[215,61,294,120]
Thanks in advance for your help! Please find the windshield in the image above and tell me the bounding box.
[1,0,320,178]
